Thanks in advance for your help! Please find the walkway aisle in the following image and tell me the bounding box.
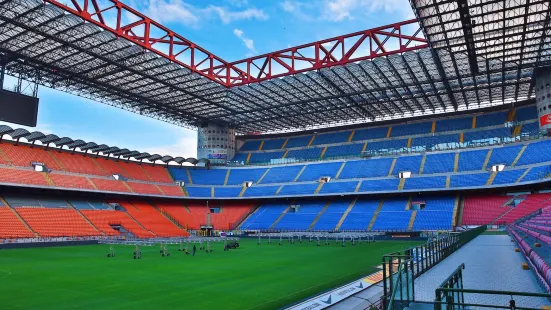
[413,234,550,308]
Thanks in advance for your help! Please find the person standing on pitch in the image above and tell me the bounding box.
[192,244,197,256]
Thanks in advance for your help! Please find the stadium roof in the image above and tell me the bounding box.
[0,124,207,165]
[0,0,547,134]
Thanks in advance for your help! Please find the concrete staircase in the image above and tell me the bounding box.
[308,202,330,230]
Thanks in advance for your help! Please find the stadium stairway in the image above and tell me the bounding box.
[151,202,186,230]
[334,198,357,231]
[0,197,38,237]
[269,203,292,229]
[67,200,103,235]
[367,200,384,231]
[308,202,331,230]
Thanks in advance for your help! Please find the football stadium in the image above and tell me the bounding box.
[1,0,551,309]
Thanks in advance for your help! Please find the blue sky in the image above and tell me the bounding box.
[1,0,414,158]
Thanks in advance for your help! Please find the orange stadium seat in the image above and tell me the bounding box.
[50,152,107,176]
[0,144,60,169]
[141,164,173,183]
[156,185,184,196]
[0,167,49,186]
[49,173,96,190]
[95,159,126,176]
[116,202,187,237]
[0,207,35,238]
[156,202,200,229]
[81,209,155,238]
[126,182,162,195]
[90,178,131,192]
[116,161,149,181]
[210,202,256,230]
[15,207,99,237]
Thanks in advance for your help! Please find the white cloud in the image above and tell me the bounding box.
[280,1,315,20]
[322,0,412,21]
[233,28,256,54]
[205,6,268,24]
[227,0,248,7]
[142,135,197,159]
[143,0,199,26]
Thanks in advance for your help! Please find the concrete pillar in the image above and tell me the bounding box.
[534,68,551,134]
[197,123,235,164]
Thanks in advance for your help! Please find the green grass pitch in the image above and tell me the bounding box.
[0,239,421,310]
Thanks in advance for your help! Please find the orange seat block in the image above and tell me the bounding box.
[126,182,162,195]
[0,167,49,186]
[157,185,184,197]
[116,202,187,237]
[51,152,107,176]
[141,165,173,183]
[0,207,34,238]
[15,207,99,237]
[81,209,154,238]
[0,144,59,169]
[90,178,131,193]
[49,173,95,190]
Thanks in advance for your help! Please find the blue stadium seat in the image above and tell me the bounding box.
[380,199,408,211]
[413,211,452,230]
[457,149,488,172]
[287,148,323,160]
[227,168,268,185]
[403,176,447,190]
[520,122,540,136]
[353,127,389,141]
[464,127,511,143]
[168,167,189,183]
[487,144,524,167]
[450,173,489,188]
[391,122,432,137]
[312,131,351,145]
[69,200,95,210]
[520,165,551,182]
[372,211,411,231]
[392,155,422,175]
[476,111,507,128]
[286,136,312,148]
[243,185,281,197]
[516,140,551,166]
[213,187,241,197]
[367,139,408,151]
[297,162,342,182]
[313,200,351,230]
[339,158,394,179]
[324,143,364,158]
[231,153,249,163]
[515,106,538,122]
[358,178,400,192]
[189,169,227,185]
[239,140,262,151]
[492,169,527,185]
[423,153,455,174]
[340,199,379,230]
[435,117,472,132]
[275,201,326,230]
[278,183,319,196]
[412,134,459,149]
[260,165,304,183]
[319,181,358,194]
[249,151,285,163]
[186,187,212,198]
[262,138,286,150]
[240,203,288,230]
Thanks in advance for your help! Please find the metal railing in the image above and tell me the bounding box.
[434,288,551,309]
[434,264,466,309]
[382,225,487,309]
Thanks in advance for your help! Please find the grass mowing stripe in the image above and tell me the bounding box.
[0,239,422,310]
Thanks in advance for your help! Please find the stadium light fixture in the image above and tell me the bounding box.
[32,162,45,172]
[491,164,505,172]
[399,171,412,179]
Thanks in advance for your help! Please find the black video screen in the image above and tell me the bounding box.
[0,89,39,127]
